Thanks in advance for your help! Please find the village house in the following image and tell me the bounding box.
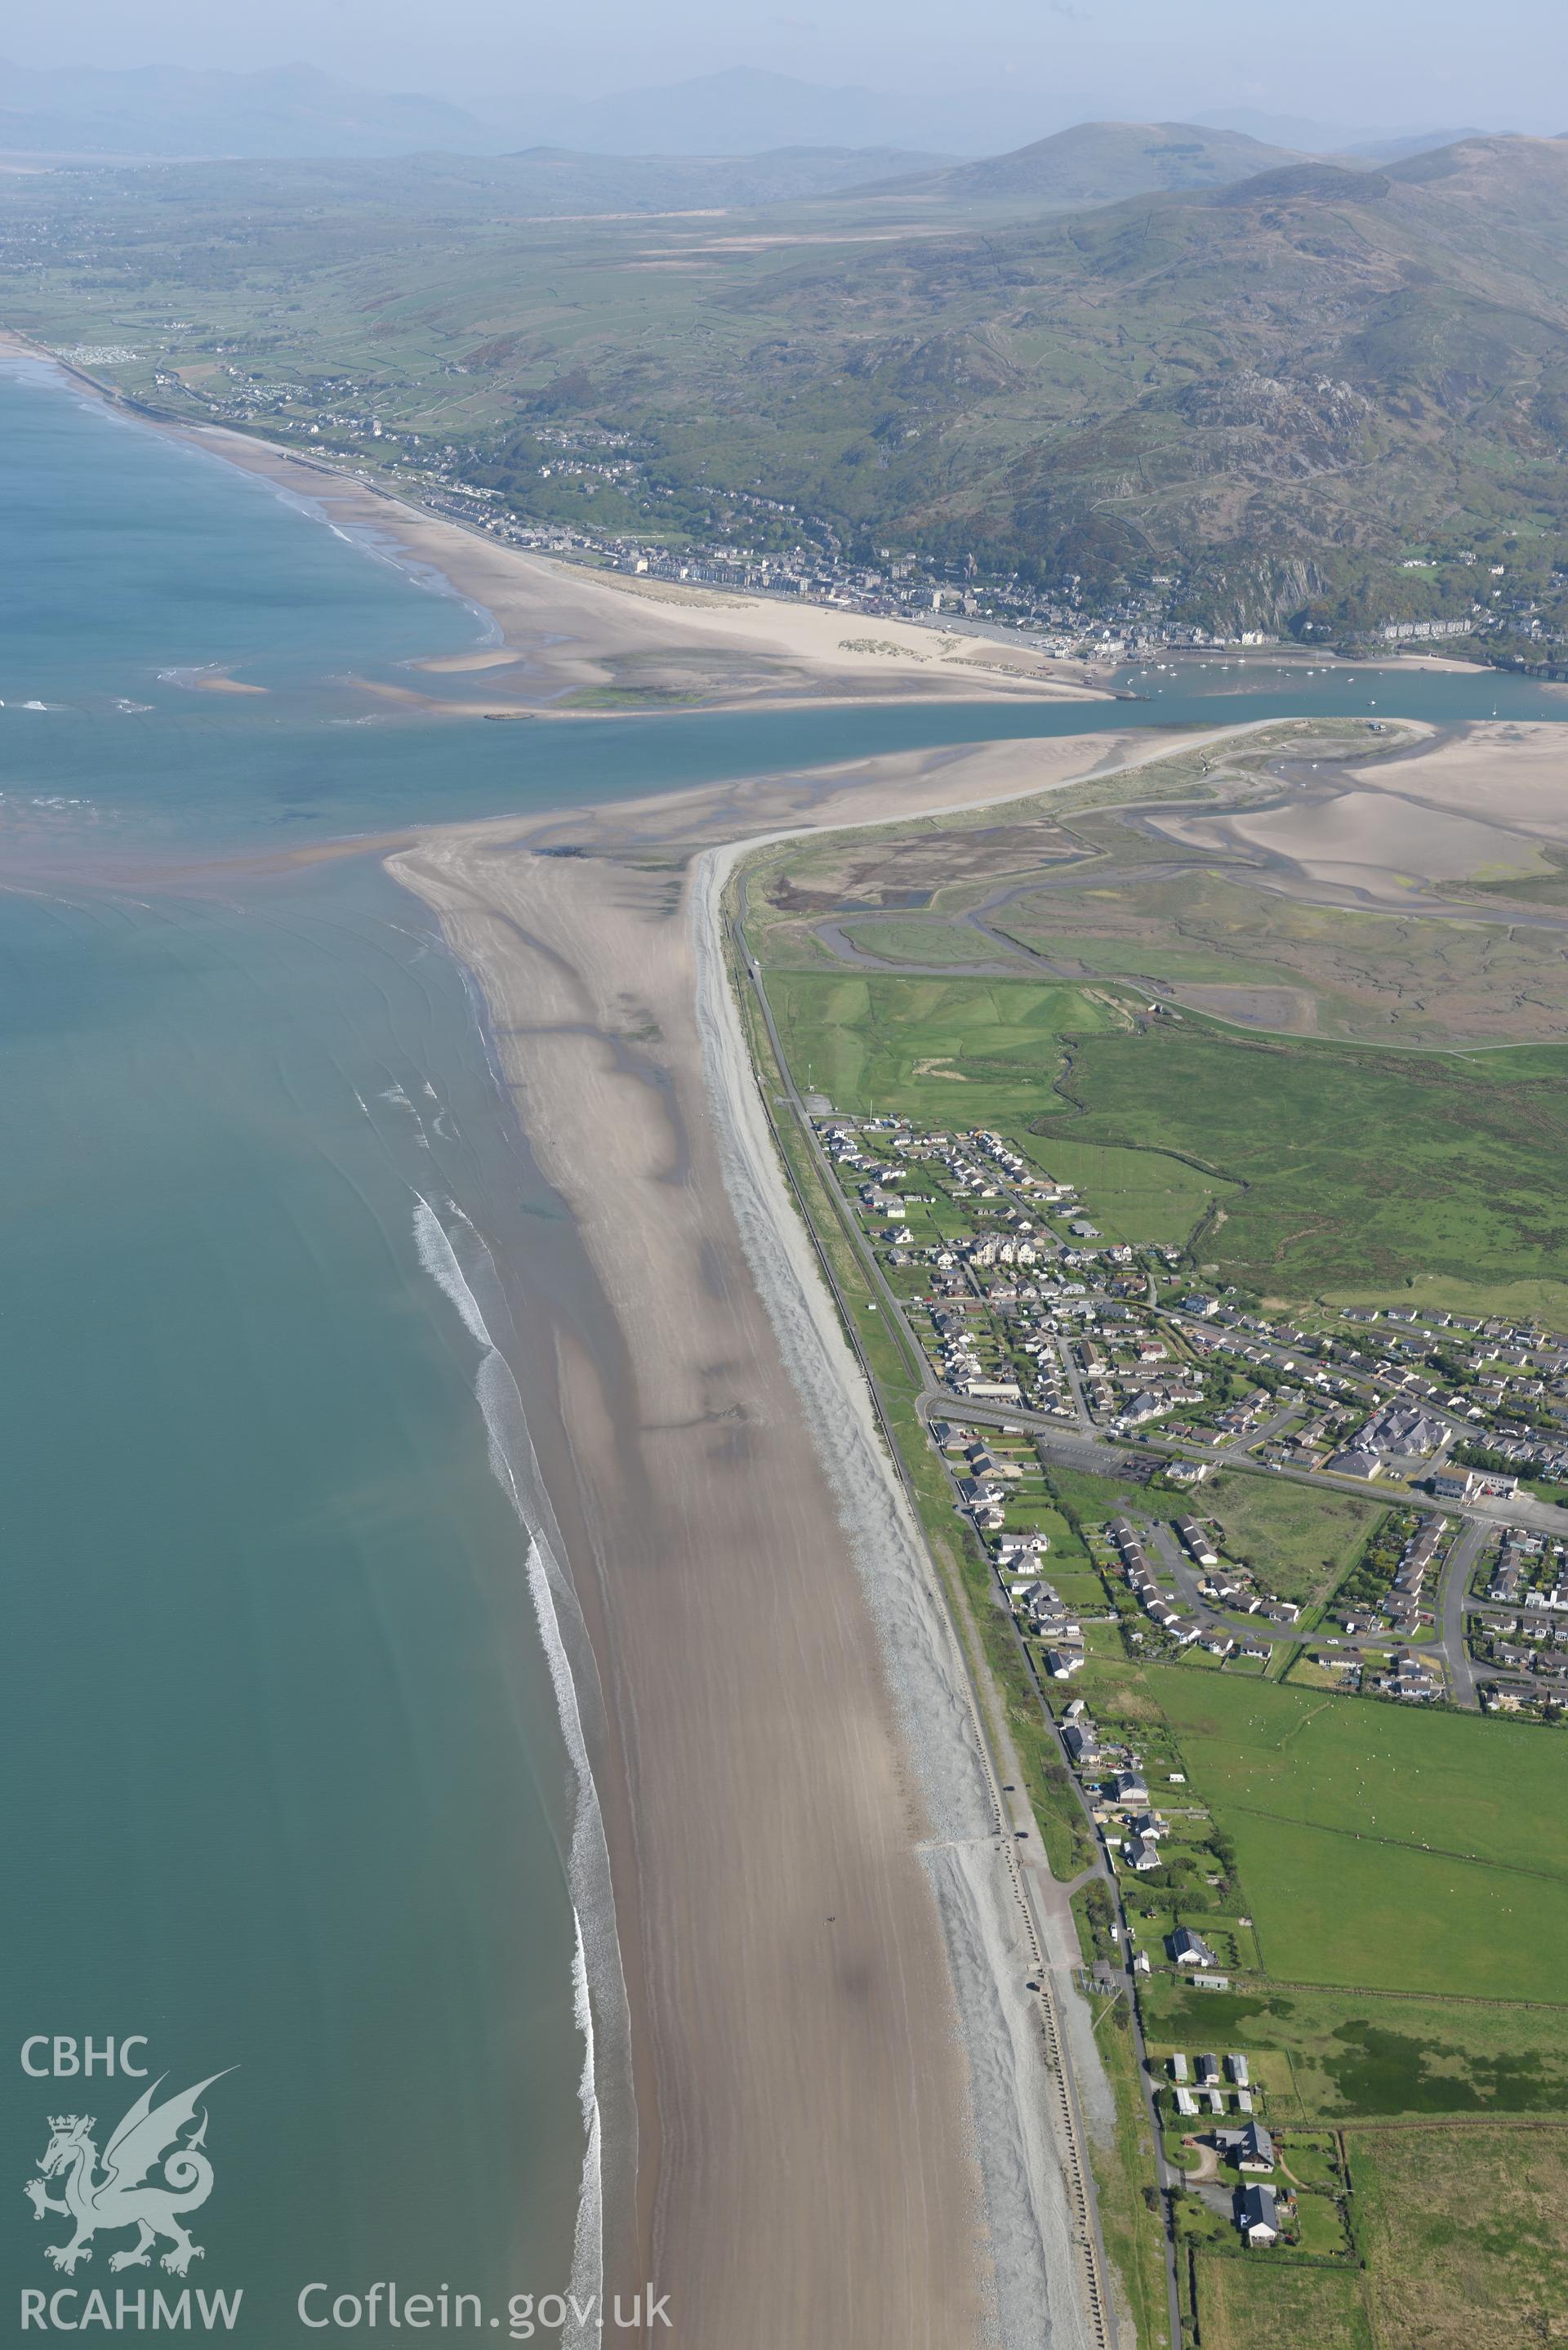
[1224,2120,1275,2171]
[1237,2183,1281,2245]
[1169,1926,1218,1968]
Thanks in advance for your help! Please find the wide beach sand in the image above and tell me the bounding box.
[388,728,1175,2348]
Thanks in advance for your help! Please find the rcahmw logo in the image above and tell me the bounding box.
[20,2038,242,2333]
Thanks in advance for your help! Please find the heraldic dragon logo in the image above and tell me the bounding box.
[24,2071,232,2277]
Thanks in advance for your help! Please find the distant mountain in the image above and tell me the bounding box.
[1196,107,1490,159]
[424,130,1568,631]
[476,69,1108,160]
[875,120,1306,207]
[1340,127,1485,165]
[0,60,1522,172]
[11,118,1568,635]
[0,59,500,158]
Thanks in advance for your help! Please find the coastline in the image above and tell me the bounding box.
[0,325,1111,719]
[385,723,1221,2347]
[14,318,1568,2349]
[2,328,1552,716]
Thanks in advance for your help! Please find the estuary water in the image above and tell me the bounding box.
[2,357,1564,2338]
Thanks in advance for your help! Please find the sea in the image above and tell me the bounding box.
[2,356,1563,2339]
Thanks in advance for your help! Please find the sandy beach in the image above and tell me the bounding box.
[165,424,1112,716]
[385,725,1193,2349]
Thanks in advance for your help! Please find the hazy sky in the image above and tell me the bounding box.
[8,0,1566,132]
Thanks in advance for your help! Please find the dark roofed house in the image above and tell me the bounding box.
[1237,2183,1280,2245]
[1236,2120,1274,2171]
[1169,1926,1218,1969]
[1062,1719,1099,1768]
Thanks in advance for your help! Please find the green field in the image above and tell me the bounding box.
[763,965,1568,1308]
[1196,2258,1373,2350]
[838,917,1008,967]
[1145,1975,1568,2119]
[995,866,1568,1047]
[763,970,1235,1243]
[762,970,1103,1117]
[1086,1662,1568,2000]
[1351,2125,1568,2350]
[1042,1019,1568,1310]
[1199,1474,1386,1608]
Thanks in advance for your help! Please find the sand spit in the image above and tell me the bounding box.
[385,724,1250,2348]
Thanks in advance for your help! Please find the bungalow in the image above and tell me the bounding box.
[1123,1832,1162,1871]
[1169,1926,1218,1969]
[1237,2183,1280,2246]
[1062,1720,1100,1768]
[1111,1770,1151,1808]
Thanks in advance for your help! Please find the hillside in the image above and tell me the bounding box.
[878,119,1304,206]
[6,131,1568,636]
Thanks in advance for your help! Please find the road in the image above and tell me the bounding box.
[1441,1520,1489,1708]
[1058,1334,1098,1430]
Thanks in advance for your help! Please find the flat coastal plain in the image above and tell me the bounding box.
[390,731,1151,2349]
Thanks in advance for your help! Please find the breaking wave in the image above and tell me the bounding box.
[412,1195,630,2350]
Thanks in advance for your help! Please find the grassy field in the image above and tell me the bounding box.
[761,970,1236,1244]
[1145,1974,1568,2119]
[838,917,1012,967]
[1078,1996,1170,2350]
[1085,1661,1568,2000]
[761,970,1103,1118]
[762,964,1568,1309]
[1196,2257,1373,2350]
[1352,2125,1568,2350]
[1199,1474,1387,1608]
[1044,1018,1568,1310]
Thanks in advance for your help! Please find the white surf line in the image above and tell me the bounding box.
[412,1194,633,2350]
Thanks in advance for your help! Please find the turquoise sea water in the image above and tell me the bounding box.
[2,359,1564,2338]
